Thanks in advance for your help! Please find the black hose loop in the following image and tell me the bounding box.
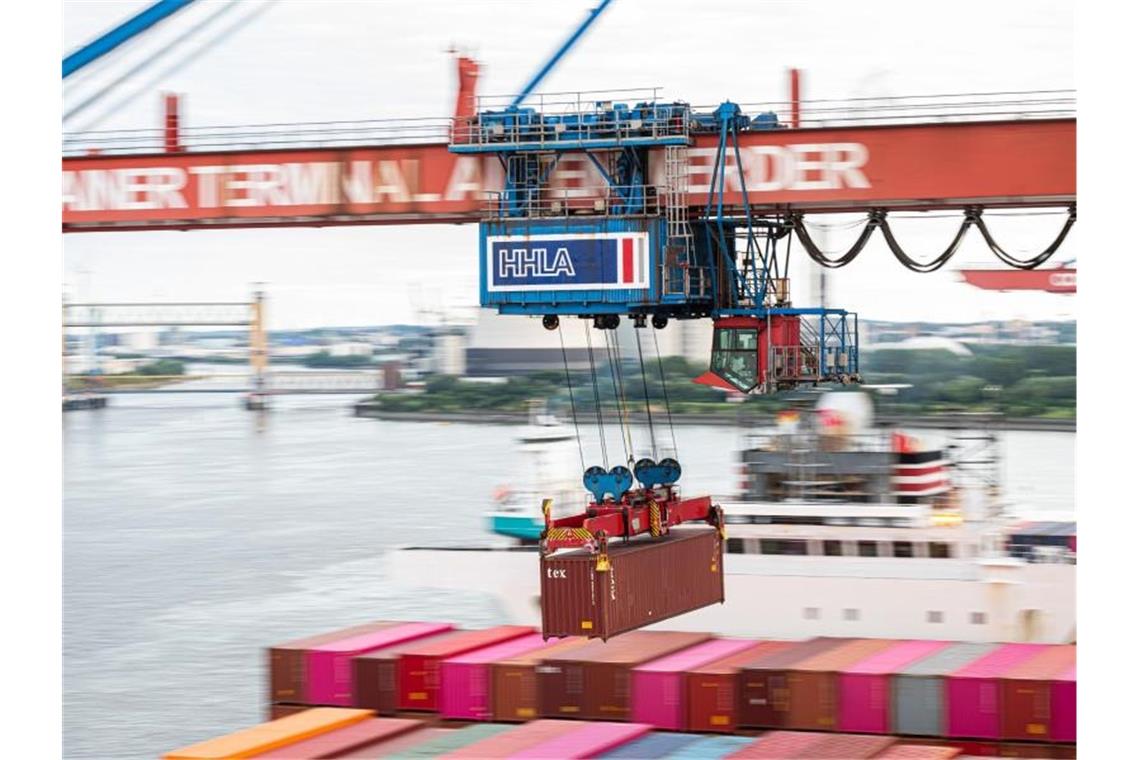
[973,205,1077,270]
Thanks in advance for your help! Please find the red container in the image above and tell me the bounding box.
[999,645,1075,741]
[511,721,651,759]
[726,730,830,758]
[441,719,583,758]
[307,622,453,706]
[397,625,533,711]
[630,638,758,730]
[268,621,397,704]
[838,640,951,734]
[1050,664,1076,743]
[538,630,711,721]
[353,629,471,713]
[439,633,555,721]
[250,717,422,758]
[737,637,852,728]
[687,641,793,733]
[540,526,724,640]
[784,638,897,731]
[946,644,1049,739]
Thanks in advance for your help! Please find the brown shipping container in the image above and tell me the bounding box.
[999,645,1076,742]
[539,630,710,721]
[540,526,725,640]
[491,637,592,722]
[785,638,897,731]
[737,637,853,728]
[353,630,469,714]
[268,704,312,721]
[686,640,794,733]
[268,621,398,704]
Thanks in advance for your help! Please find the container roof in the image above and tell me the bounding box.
[1000,644,1075,680]
[842,640,952,675]
[950,643,1051,679]
[896,642,1000,676]
[688,641,794,675]
[790,638,896,673]
[632,638,756,674]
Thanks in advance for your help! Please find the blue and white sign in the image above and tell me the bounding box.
[485,232,650,292]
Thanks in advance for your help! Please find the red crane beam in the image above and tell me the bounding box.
[61,118,1074,233]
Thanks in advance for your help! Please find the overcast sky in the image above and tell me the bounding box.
[62,0,1076,328]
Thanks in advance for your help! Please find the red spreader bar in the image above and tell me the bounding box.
[540,486,724,561]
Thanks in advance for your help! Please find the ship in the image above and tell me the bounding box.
[386,391,1075,644]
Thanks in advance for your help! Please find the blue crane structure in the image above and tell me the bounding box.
[63,0,196,78]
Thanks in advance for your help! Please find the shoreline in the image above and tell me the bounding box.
[352,402,1075,432]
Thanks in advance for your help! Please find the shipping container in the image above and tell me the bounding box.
[268,704,310,721]
[598,731,706,758]
[737,638,853,728]
[670,735,754,759]
[725,730,830,758]
[491,637,592,722]
[307,622,453,706]
[997,742,1063,758]
[892,643,1000,737]
[380,724,512,759]
[873,745,962,759]
[999,645,1076,742]
[784,638,897,731]
[398,626,534,711]
[439,633,555,721]
[338,727,452,759]
[269,621,398,704]
[164,707,374,760]
[1050,665,1075,743]
[540,527,725,640]
[250,717,421,758]
[538,630,711,721]
[685,641,793,734]
[631,638,758,730]
[512,721,652,759]
[354,630,473,713]
[798,733,897,758]
[947,644,1049,739]
[838,640,952,734]
[440,719,584,758]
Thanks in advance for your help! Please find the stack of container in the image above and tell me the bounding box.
[439,633,563,721]
[268,621,398,705]
[630,638,759,730]
[782,638,897,731]
[737,637,852,728]
[999,644,1077,742]
[490,637,591,722]
[945,643,1049,740]
[837,640,951,734]
[891,643,1000,737]
[685,640,794,733]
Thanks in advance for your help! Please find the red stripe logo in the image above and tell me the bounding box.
[621,238,634,284]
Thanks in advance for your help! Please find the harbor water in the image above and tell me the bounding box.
[63,394,1074,759]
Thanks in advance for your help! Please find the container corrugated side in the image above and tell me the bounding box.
[999,645,1075,741]
[491,638,592,722]
[307,622,453,706]
[946,644,1049,739]
[630,638,757,730]
[837,640,951,734]
[537,630,710,721]
[397,626,533,711]
[440,719,583,759]
[1050,665,1076,743]
[892,642,1000,737]
[540,526,724,640]
[784,638,896,731]
[439,633,552,721]
[510,721,652,759]
[737,638,853,728]
[353,630,470,713]
[687,641,793,733]
[269,621,397,704]
[598,732,706,758]
[163,707,374,760]
[251,717,421,758]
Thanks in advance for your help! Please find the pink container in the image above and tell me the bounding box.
[507,721,651,759]
[946,643,1048,739]
[1051,664,1076,742]
[631,638,757,730]
[838,640,950,733]
[305,621,452,706]
[439,633,556,720]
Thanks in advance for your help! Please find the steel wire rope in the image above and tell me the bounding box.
[583,322,608,469]
[557,323,587,473]
[634,327,659,461]
[603,328,635,466]
[972,205,1077,270]
[651,328,679,460]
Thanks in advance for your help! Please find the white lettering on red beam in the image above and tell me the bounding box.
[682,144,870,193]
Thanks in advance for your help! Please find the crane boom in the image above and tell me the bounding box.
[63,0,196,78]
[510,0,615,108]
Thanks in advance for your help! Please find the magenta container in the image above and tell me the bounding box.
[438,633,555,720]
[305,621,452,706]
[507,721,651,759]
[838,640,950,734]
[946,643,1048,739]
[1051,664,1076,742]
[630,638,757,730]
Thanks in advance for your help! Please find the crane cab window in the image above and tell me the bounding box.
[712,328,759,391]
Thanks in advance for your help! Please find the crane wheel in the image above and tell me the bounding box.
[542,315,559,331]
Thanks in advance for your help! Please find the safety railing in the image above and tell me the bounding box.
[482,184,664,219]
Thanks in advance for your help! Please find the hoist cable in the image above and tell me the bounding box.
[878,212,975,273]
[557,323,586,473]
[602,329,634,465]
[652,328,679,460]
[583,322,608,469]
[634,327,659,461]
[973,205,1076,270]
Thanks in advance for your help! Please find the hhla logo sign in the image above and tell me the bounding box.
[498,247,576,279]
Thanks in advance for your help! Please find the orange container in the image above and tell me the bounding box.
[163,707,374,759]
